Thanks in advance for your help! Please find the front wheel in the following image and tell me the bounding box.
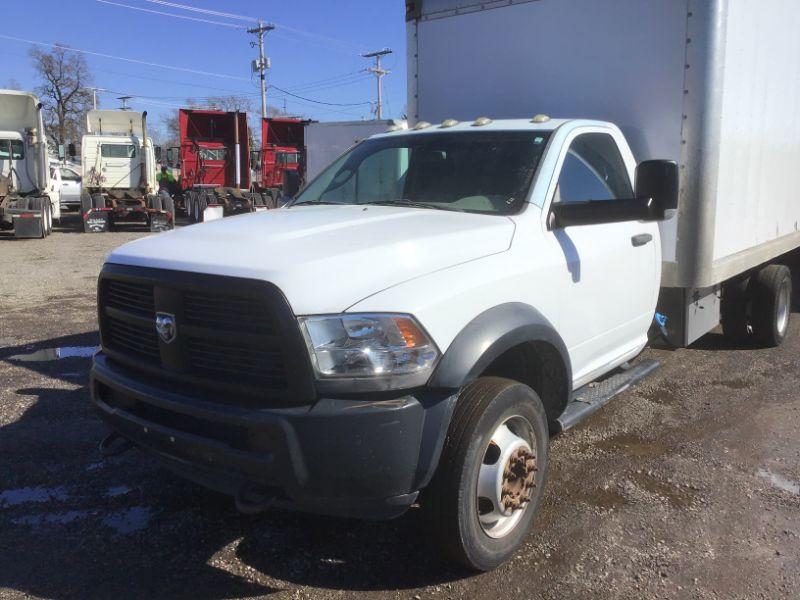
[751,264,792,347]
[423,377,549,571]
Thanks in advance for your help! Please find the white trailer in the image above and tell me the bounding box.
[304,119,405,181]
[0,90,60,238]
[407,0,800,345]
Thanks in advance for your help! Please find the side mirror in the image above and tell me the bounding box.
[166,148,174,164]
[154,146,163,161]
[67,143,76,158]
[58,144,65,160]
[635,159,678,221]
[550,159,679,229]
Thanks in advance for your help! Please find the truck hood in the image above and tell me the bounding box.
[107,205,516,314]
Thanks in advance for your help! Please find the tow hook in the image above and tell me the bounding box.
[99,431,134,458]
[235,483,275,515]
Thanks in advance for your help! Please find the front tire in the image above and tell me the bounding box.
[423,377,549,571]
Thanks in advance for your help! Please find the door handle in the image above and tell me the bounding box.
[631,233,653,247]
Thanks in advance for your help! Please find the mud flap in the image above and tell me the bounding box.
[84,210,110,233]
[203,205,224,222]
[12,215,44,238]
[149,212,171,232]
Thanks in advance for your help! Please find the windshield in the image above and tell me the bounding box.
[277,152,300,165]
[292,131,550,215]
[200,148,227,161]
[101,144,136,159]
[0,139,25,160]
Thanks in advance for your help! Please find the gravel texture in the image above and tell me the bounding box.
[1,214,799,599]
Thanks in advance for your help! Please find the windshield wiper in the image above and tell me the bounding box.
[367,199,465,212]
[286,200,342,208]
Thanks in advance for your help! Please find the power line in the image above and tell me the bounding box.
[267,84,372,107]
[144,0,256,22]
[0,34,250,81]
[96,0,247,29]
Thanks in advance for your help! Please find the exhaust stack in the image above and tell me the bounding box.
[234,111,241,188]
[141,111,150,191]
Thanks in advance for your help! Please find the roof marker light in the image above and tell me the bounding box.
[440,119,459,128]
[473,117,492,127]
[532,114,551,123]
[413,121,432,130]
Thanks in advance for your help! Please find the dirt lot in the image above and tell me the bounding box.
[1,214,799,599]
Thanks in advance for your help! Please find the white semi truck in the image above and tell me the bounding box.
[90,0,800,571]
[80,109,173,233]
[0,90,60,238]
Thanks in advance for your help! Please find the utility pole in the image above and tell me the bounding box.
[248,20,275,122]
[362,48,392,120]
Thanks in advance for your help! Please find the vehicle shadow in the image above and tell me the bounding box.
[0,336,468,599]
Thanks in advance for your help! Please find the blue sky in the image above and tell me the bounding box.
[2,0,407,135]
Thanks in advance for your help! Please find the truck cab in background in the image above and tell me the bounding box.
[80,109,173,233]
[252,117,308,206]
[174,108,268,223]
[0,89,60,238]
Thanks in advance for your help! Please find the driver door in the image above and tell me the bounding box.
[547,130,659,386]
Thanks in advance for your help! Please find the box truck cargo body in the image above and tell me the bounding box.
[407,0,800,343]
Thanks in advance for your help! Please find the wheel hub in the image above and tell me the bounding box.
[500,446,537,512]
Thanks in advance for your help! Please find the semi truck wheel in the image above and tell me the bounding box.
[423,377,549,571]
[44,202,53,236]
[721,277,751,344]
[751,264,792,347]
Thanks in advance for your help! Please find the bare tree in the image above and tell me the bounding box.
[29,44,94,148]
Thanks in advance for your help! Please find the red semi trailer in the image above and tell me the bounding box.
[167,109,267,223]
[251,117,308,204]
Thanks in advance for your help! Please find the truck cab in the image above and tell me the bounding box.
[90,116,676,571]
[80,110,172,233]
[0,89,59,238]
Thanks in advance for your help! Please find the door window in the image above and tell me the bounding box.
[60,168,80,181]
[556,133,632,203]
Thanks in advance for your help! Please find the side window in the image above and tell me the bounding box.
[556,133,632,203]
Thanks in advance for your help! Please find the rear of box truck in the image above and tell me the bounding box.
[407,0,800,343]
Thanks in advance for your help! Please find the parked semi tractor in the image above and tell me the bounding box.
[0,89,60,238]
[80,110,173,233]
[251,117,308,205]
[167,108,266,222]
[90,0,800,571]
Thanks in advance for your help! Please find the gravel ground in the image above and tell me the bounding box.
[1,213,799,599]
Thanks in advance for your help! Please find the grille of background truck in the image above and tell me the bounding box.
[97,270,307,406]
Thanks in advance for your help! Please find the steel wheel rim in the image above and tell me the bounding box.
[777,278,790,336]
[476,415,537,539]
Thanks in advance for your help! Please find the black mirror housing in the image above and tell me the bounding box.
[635,159,679,220]
[67,143,76,158]
[283,169,302,198]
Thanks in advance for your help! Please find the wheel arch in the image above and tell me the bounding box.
[428,303,572,426]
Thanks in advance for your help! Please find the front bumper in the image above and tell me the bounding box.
[90,353,455,519]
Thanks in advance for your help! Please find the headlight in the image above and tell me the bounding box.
[299,313,439,378]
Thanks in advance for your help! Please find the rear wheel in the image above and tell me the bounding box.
[751,264,792,347]
[44,202,53,236]
[423,377,549,571]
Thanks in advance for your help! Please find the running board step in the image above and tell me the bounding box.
[557,359,660,432]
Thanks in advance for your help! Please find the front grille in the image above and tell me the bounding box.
[97,265,315,407]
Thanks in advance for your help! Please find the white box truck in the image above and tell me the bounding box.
[0,90,60,238]
[304,120,405,181]
[88,0,799,571]
[407,0,800,345]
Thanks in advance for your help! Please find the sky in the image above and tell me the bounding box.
[2,0,408,137]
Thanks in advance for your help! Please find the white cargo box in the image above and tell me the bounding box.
[305,120,403,181]
[407,0,800,289]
